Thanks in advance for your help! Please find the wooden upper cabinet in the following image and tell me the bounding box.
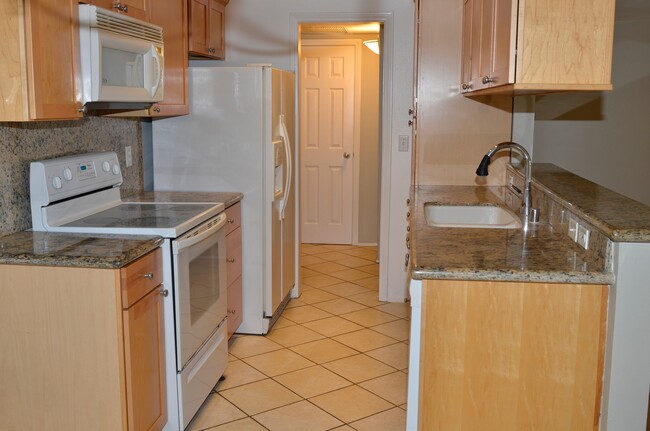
[83,0,150,21]
[461,0,615,96]
[189,0,228,60]
[1,0,83,121]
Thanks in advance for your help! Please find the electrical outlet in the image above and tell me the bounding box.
[568,217,579,241]
[398,135,409,152]
[125,146,132,167]
[577,224,590,250]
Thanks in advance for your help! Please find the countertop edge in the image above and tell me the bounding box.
[411,267,615,285]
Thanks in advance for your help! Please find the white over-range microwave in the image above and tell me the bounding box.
[78,4,164,108]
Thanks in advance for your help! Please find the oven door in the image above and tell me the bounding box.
[172,212,228,370]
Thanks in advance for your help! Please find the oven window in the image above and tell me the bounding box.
[189,241,222,325]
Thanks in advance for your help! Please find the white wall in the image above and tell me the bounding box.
[533,16,650,206]
[201,0,414,301]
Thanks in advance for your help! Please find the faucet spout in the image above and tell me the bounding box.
[476,142,534,232]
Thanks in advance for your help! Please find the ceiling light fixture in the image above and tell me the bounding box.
[363,39,380,55]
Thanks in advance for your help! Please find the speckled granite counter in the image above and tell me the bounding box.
[124,191,243,208]
[0,231,163,269]
[530,164,650,242]
[410,185,614,284]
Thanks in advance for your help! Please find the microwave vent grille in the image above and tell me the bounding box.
[92,7,163,44]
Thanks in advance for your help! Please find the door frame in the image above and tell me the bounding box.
[299,38,363,245]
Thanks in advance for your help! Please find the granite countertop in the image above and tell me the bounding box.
[124,191,243,208]
[531,164,650,242]
[0,231,163,269]
[410,185,614,284]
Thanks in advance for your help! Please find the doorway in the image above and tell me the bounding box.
[298,23,382,247]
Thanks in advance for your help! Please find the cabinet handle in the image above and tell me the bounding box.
[228,309,236,314]
[144,272,154,279]
[77,105,87,114]
[152,106,161,113]
[226,257,235,263]
[209,47,216,53]
[160,289,169,297]
[461,82,472,91]
[227,218,235,223]
[113,2,128,12]
[482,76,494,85]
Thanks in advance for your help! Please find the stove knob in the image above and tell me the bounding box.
[112,164,121,175]
[102,161,111,172]
[52,176,62,189]
[63,167,73,181]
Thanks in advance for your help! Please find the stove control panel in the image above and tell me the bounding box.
[30,151,123,205]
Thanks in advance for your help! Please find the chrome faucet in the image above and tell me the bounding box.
[476,142,535,232]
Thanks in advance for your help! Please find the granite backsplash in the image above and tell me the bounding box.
[0,116,143,236]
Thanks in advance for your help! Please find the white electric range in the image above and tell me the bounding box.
[30,151,229,430]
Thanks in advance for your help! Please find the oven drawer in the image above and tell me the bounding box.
[226,227,242,286]
[120,248,163,308]
[224,202,241,236]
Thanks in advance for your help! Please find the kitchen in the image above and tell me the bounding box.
[1,0,649,430]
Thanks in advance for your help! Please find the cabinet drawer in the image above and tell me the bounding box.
[224,202,241,235]
[226,227,242,286]
[227,275,242,338]
[120,248,163,308]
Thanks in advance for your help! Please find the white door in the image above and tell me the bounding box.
[299,42,358,244]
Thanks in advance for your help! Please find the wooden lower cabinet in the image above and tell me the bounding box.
[418,279,608,430]
[225,202,243,337]
[0,248,166,431]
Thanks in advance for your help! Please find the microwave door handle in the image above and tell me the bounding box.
[173,213,227,253]
[151,47,162,97]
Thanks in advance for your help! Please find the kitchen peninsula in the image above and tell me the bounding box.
[406,164,650,431]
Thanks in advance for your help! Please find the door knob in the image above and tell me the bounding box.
[343,152,351,159]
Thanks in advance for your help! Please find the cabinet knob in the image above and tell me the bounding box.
[226,257,235,263]
[152,106,161,113]
[461,82,472,91]
[227,218,235,223]
[482,76,494,85]
[228,309,236,314]
[144,272,154,279]
[160,289,169,297]
[113,2,128,12]
[343,152,351,159]
[209,47,216,53]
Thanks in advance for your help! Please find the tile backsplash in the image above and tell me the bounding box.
[0,116,143,236]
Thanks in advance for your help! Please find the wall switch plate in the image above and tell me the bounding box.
[125,146,132,167]
[568,217,579,241]
[398,135,409,152]
[577,224,590,250]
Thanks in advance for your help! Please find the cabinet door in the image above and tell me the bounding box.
[188,0,211,56]
[123,286,167,431]
[85,0,150,21]
[227,276,242,338]
[23,0,83,120]
[460,0,473,91]
[208,0,225,59]
[490,0,515,86]
[149,0,189,116]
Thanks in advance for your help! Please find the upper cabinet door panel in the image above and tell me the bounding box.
[83,0,150,21]
[189,0,228,60]
[208,0,225,59]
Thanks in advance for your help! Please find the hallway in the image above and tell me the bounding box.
[187,244,409,430]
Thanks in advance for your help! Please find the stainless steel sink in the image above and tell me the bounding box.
[424,203,522,229]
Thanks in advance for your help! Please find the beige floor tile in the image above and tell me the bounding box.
[355,276,380,290]
[215,360,267,391]
[273,365,351,398]
[365,343,410,370]
[319,282,369,297]
[359,371,408,405]
[340,248,378,258]
[301,316,365,337]
[371,319,410,341]
[254,400,342,431]
[243,349,315,377]
[209,417,267,431]
[356,263,380,275]
[311,251,351,261]
[278,305,333,324]
[285,298,307,309]
[334,256,377,268]
[309,385,392,423]
[322,354,395,383]
[373,302,411,318]
[301,274,343,288]
[229,335,283,359]
[399,404,407,410]
[271,316,296,330]
[297,289,339,305]
[289,338,358,364]
[186,394,246,431]
[330,268,373,282]
[300,245,331,255]
[331,426,356,430]
[333,329,399,352]
[312,297,368,315]
[340,308,399,327]
[219,379,301,416]
[300,255,327,266]
[266,324,325,347]
[306,261,350,274]
[300,267,319,278]
[349,407,407,431]
[347,291,384,307]
[228,353,238,362]
[321,244,356,251]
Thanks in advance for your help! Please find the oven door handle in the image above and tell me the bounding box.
[173,213,227,253]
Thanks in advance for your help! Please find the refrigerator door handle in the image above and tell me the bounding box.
[279,114,292,221]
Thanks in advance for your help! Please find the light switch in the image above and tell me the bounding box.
[125,146,132,167]
[398,135,409,152]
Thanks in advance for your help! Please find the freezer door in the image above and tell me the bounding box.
[281,70,296,302]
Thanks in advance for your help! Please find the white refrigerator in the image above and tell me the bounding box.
[152,66,297,334]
